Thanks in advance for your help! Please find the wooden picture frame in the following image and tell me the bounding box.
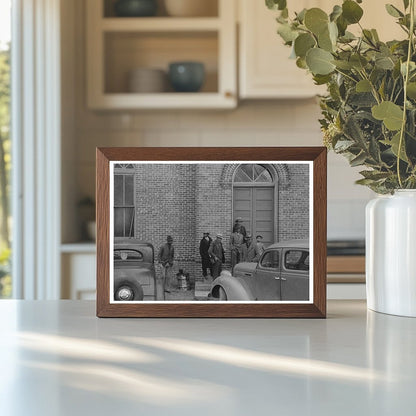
[96,147,327,318]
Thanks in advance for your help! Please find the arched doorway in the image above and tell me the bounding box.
[233,164,276,246]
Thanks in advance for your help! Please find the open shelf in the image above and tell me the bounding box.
[87,0,236,109]
[104,31,218,94]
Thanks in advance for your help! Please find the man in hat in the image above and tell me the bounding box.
[208,234,225,278]
[232,217,247,238]
[230,226,244,272]
[256,235,265,257]
[243,234,261,262]
[199,232,213,279]
[158,235,175,299]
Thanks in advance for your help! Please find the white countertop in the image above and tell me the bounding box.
[0,300,415,415]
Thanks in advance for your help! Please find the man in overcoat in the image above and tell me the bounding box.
[208,234,225,279]
[158,235,175,299]
[199,232,213,279]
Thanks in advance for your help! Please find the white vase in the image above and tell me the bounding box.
[366,190,416,317]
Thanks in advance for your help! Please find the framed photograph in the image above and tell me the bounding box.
[96,147,327,318]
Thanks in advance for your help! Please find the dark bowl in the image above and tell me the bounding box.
[168,62,205,93]
[114,0,158,17]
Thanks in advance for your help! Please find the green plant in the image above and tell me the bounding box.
[266,0,416,193]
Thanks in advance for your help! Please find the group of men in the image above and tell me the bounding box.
[199,217,265,279]
[157,218,265,299]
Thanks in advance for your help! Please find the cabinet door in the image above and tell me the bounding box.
[239,0,326,99]
[238,0,404,99]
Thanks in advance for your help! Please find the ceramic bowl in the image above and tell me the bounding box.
[128,68,167,93]
[114,0,158,17]
[168,62,205,92]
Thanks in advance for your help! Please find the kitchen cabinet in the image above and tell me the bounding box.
[238,0,325,99]
[61,244,96,300]
[238,0,404,99]
[86,0,237,109]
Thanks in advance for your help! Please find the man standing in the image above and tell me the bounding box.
[256,235,265,256]
[208,234,225,279]
[199,232,212,279]
[158,235,174,299]
[232,217,247,239]
[230,226,244,272]
[244,234,261,262]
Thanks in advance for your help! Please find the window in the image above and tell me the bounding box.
[114,249,143,261]
[260,250,279,269]
[0,0,11,298]
[284,250,309,271]
[114,173,135,237]
[234,164,273,183]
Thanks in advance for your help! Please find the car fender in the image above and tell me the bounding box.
[210,271,255,301]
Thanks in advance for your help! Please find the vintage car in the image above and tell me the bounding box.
[113,238,156,301]
[210,239,309,301]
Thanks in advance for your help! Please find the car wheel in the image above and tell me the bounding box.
[218,286,228,301]
[115,281,144,301]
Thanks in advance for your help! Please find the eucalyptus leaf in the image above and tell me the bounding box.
[375,55,395,70]
[371,29,380,43]
[294,33,316,58]
[356,79,372,93]
[266,0,287,11]
[334,139,355,151]
[407,82,416,99]
[333,60,353,70]
[277,23,298,43]
[385,4,404,18]
[350,152,368,167]
[306,48,336,75]
[363,29,376,46]
[296,57,308,69]
[304,8,329,35]
[313,74,332,85]
[372,101,404,131]
[382,132,409,162]
[339,31,356,43]
[296,8,307,23]
[342,0,364,24]
[336,15,348,36]
[360,170,391,180]
[350,54,368,70]
[318,27,334,52]
[330,5,342,22]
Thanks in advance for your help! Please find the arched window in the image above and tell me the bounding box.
[233,164,275,246]
[234,164,273,183]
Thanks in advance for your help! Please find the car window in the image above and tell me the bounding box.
[114,249,144,261]
[260,250,279,269]
[284,250,309,271]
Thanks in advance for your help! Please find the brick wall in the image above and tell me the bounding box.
[278,164,310,241]
[130,162,309,282]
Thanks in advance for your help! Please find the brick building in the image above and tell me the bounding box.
[114,162,310,281]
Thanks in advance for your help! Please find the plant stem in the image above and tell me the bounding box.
[397,0,415,188]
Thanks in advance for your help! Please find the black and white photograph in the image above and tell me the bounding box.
[110,161,313,303]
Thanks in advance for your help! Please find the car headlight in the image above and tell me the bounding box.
[116,285,134,301]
